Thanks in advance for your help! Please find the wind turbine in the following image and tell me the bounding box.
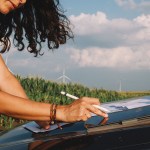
[119,80,122,92]
[57,69,71,83]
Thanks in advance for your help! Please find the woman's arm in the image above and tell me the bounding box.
[0,54,52,129]
[0,90,50,120]
[0,90,107,122]
[0,54,49,119]
[0,54,107,126]
[0,55,27,98]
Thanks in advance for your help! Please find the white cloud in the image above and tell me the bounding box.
[134,14,150,27]
[66,47,150,70]
[4,11,150,73]
[70,12,150,49]
[70,11,150,37]
[115,0,150,11]
[115,0,136,8]
[67,12,150,70]
[70,12,109,35]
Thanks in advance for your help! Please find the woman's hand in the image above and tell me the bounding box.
[56,97,108,122]
[35,121,51,130]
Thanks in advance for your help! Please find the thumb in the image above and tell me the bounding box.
[43,125,50,130]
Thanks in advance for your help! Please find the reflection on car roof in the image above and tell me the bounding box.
[101,96,150,113]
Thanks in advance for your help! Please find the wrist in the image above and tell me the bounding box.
[56,105,67,122]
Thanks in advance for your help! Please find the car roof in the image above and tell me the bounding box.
[0,96,150,149]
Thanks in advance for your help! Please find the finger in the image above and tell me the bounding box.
[82,114,88,121]
[44,125,50,130]
[86,104,108,118]
[98,117,109,125]
[19,0,26,4]
[81,97,100,105]
[85,110,91,119]
[9,0,20,7]
[36,121,50,129]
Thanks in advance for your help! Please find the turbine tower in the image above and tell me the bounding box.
[119,80,122,92]
[57,69,71,83]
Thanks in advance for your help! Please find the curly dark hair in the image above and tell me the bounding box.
[0,0,73,56]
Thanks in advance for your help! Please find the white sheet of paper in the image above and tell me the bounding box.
[101,98,150,113]
[23,121,68,133]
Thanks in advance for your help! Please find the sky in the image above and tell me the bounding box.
[2,0,150,91]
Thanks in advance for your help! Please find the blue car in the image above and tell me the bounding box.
[0,96,150,150]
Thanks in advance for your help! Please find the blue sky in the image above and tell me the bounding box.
[2,0,150,91]
[61,0,143,18]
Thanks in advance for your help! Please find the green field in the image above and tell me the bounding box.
[0,76,150,130]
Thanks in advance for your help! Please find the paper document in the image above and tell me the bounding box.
[101,97,150,113]
[23,121,68,133]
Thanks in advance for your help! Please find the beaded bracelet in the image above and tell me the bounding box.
[50,104,57,124]
[50,104,62,129]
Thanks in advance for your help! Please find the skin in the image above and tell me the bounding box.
[0,55,108,129]
[0,0,26,14]
[0,0,108,129]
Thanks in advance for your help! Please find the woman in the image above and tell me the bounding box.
[0,0,108,129]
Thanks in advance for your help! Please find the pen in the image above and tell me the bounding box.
[60,91,110,113]
[60,91,78,100]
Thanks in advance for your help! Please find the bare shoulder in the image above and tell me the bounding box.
[0,54,7,69]
[0,54,10,80]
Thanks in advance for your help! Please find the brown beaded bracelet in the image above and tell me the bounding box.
[50,104,62,129]
[50,104,57,125]
[53,104,57,121]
